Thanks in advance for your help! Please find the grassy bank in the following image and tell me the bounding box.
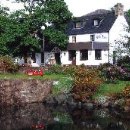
[1,73,130,99]
[0,73,67,80]
[94,80,130,98]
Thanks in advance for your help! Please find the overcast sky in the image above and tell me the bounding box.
[0,0,130,16]
[65,0,130,16]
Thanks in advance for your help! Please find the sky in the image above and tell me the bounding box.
[0,0,130,16]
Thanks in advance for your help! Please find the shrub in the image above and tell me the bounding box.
[117,55,130,66]
[98,63,127,82]
[122,86,130,98]
[46,64,64,74]
[63,65,77,76]
[0,55,19,73]
[71,66,103,102]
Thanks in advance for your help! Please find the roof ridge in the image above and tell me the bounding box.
[82,9,111,17]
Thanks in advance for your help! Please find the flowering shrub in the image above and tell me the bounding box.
[98,63,127,82]
[0,55,19,73]
[71,66,103,102]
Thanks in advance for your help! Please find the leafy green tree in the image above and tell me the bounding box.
[0,0,72,57]
[15,0,72,47]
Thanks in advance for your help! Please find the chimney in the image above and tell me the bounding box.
[114,3,124,16]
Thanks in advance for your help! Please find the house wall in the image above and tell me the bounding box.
[69,33,109,42]
[109,15,129,63]
[60,50,109,66]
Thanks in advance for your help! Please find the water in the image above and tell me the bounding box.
[0,103,130,130]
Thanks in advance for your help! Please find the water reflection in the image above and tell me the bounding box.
[0,103,130,130]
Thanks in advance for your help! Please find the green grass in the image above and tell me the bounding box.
[0,73,68,80]
[94,80,130,98]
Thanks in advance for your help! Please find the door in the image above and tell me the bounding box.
[55,53,61,65]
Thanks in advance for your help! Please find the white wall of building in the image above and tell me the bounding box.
[61,51,72,65]
[69,33,109,43]
[60,50,109,66]
[109,15,129,63]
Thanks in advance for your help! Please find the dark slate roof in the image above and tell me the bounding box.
[67,9,117,35]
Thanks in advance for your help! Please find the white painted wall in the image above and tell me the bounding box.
[61,51,72,65]
[60,50,109,66]
[69,33,109,43]
[109,15,129,63]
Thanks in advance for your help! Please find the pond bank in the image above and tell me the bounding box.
[0,79,52,106]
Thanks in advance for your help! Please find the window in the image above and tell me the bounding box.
[80,50,88,60]
[95,49,102,60]
[74,22,82,28]
[72,36,76,43]
[90,35,95,41]
[93,19,100,26]
[69,50,76,61]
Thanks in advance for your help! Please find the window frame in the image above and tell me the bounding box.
[90,35,95,41]
[72,36,76,43]
[93,19,100,26]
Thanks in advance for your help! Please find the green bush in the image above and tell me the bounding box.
[46,64,64,74]
[71,66,103,102]
[117,55,130,66]
[0,55,19,73]
[98,63,127,82]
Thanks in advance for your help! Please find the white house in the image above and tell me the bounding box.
[18,3,129,67]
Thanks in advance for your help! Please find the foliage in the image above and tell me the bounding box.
[122,85,130,98]
[45,64,64,74]
[98,63,127,82]
[52,77,73,95]
[0,0,72,57]
[71,66,103,102]
[45,65,77,75]
[0,55,19,73]
[63,65,77,76]
[117,55,130,66]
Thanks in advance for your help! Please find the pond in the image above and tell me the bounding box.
[0,103,130,130]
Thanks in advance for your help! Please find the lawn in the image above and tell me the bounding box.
[0,73,67,80]
[94,80,130,98]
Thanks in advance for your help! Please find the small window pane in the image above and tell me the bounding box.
[90,35,95,41]
[75,22,82,28]
[95,50,102,60]
[72,36,76,43]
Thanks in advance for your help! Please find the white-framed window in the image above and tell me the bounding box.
[72,36,76,43]
[74,22,82,28]
[90,35,95,41]
[93,19,99,26]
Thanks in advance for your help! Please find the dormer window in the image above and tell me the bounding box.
[74,22,82,28]
[93,19,100,26]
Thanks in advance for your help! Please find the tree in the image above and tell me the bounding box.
[0,0,72,57]
[16,0,72,47]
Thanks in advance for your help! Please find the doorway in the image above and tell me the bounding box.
[55,53,61,65]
